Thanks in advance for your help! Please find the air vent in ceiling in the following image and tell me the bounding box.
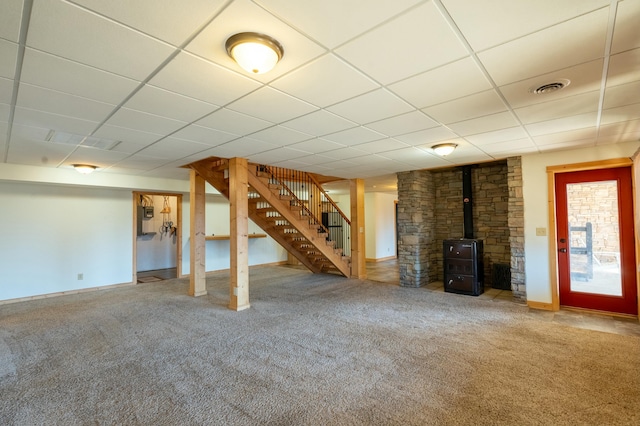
[529,79,570,95]
[45,131,121,151]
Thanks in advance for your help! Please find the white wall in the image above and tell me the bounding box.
[180,191,288,274]
[0,167,287,302]
[521,141,640,304]
[0,181,133,300]
[365,192,397,260]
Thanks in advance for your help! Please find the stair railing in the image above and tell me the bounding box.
[257,164,351,256]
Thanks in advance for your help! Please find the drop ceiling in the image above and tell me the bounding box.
[1,0,638,190]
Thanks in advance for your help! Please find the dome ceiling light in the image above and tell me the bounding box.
[73,164,97,174]
[225,32,284,75]
[431,143,457,156]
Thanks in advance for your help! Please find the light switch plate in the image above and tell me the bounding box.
[536,227,547,236]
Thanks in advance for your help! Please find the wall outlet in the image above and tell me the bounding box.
[535,227,547,236]
[77,273,83,280]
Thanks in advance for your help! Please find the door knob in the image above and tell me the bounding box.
[558,248,567,253]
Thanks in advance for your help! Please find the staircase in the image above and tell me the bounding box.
[189,158,351,277]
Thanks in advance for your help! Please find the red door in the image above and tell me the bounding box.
[555,167,637,315]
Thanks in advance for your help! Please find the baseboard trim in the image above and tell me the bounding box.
[366,256,397,262]
[179,260,290,279]
[527,301,555,311]
[0,281,135,306]
[560,305,639,320]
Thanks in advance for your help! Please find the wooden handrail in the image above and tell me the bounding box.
[307,173,351,226]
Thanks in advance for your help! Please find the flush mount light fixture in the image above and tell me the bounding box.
[431,143,457,156]
[73,164,97,174]
[225,32,284,74]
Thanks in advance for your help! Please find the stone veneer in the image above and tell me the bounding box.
[507,157,525,300]
[397,170,434,287]
[398,158,526,300]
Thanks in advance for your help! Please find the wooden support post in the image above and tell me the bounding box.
[228,158,250,311]
[189,169,207,297]
[350,178,367,279]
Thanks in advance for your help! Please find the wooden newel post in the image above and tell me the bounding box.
[228,158,250,311]
[350,178,367,279]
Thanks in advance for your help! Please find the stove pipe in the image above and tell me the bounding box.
[462,165,473,239]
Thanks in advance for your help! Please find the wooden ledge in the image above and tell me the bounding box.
[205,234,267,241]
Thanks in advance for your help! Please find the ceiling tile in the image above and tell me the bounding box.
[441,0,610,51]
[226,86,318,123]
[249,125,313,147]
[607,48,640,88]
[271,54,379,108]
[478,8,609,85]
[69,0,228,46]
[137,137,211,159]
[110,154,170,170]
[0,39,18,79]
[525,112,598,137]
[389,57,493,109]
[287,138,346,154]
[499,60,604,109]
[17,83,115,123]
[514,91,600,124]
[320,147,368,160]
[611,0,640,54]
[13,107,98,135]
[170,124,238,146]
[195,108,273,136]
[0,77,13,104]
[125,85,218,123]
[0,0,23,42]
[596,130,640,145]
[352,138,411,154]
[475,138,537,156]
[185,0,325,83]
[249,146,310,164]
[533,128,597,146]
[92,124,163,148]
[538,140,596,152]
[395,126,458,146]
[597,118,640,138]
[208,137,279,158]
[289,153,334,166]
[281,110,356,136]
[27,0,175,80]
[448,111,519,137]
[335,2,468,85]
[378,146,448,168]
[149,52,262,106]
[365,111,439,137]
[7,137,76,167]
[600,103,640,125]
[0,103,9,122]
[106,108,187,136]
[464,126,530,146]
[422,89,506,124]
[20,49,139,105]
[322,126,386,146]
[64,145,131,167]
[327,89,414,125]
[603,81,640,109]
[255,0,421,49]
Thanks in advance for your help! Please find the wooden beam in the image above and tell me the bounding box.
[229,158,250,311]
[350,178,366,279]
[189,170,207,297]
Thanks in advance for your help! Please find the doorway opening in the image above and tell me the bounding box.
[549,161,638,316]
[133,192,182,284]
